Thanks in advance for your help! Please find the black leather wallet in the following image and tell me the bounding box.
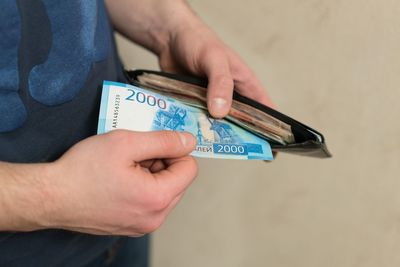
[124,69,331,158]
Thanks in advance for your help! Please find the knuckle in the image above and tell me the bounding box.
[235,70,253,84]
[214,75,234,92]
[158,131,183,151]
[107,130,131,146]
[199,44,220,58]
[106,130,140,159]
[209,44,226,55]
[148,190,172,212]
[186,156,199,178]
[140,216,164,233]
[193,160,199,177]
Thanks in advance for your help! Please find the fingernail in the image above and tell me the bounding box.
[178,132,196,149]
[178,132,188,147]
[210,98,228,118]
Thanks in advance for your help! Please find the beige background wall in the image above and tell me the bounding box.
[116,0,400,266]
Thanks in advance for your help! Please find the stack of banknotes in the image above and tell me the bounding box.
[98,80,275,160]
[136,73,295,145]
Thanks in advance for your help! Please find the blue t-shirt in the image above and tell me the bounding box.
[0,0,130,266]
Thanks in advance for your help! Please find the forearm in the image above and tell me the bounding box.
[105,0,202,54]
[0,162,53,232]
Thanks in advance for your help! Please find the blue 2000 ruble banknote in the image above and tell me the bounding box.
[98,81,273,160]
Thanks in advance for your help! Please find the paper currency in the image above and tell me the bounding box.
[136,73,295,145]
[98,81,273,160]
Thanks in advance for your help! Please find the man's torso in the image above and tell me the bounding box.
[0,1,128,266]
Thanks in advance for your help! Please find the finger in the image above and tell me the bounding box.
[159,51,188,75]
[140,159,155,169]
[235,78,275,108]
[153,156,198,198]
[147,190,186,237]
[109,130,196,162]
[134,131,196,161]
[200,48,234,118]
[139,159,167,173]
[235,76,275,108]
[228,51,275,108]
[160,190,185,219]
[149,159,167,173]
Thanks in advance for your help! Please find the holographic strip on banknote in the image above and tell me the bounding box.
[98,81,273,160]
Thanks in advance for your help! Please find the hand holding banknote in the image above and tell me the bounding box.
[39,130,197,236]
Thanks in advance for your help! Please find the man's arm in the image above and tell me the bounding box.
[0,130,197,235]
[0,162,51,231]
[105,0,193,55]
[105,0,274,118]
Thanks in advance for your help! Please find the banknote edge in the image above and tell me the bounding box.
[97,81,112,134]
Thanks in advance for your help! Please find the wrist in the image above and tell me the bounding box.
[151,1,203,55]
[0,162,57,231]
[106,0,203,55]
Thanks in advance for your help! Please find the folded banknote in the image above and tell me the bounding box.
[98,81,273,160]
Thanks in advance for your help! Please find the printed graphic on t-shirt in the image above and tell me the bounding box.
[0,0,111,132]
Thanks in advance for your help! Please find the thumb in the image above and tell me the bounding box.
[126,131,196,161]
[201,49,234,119]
